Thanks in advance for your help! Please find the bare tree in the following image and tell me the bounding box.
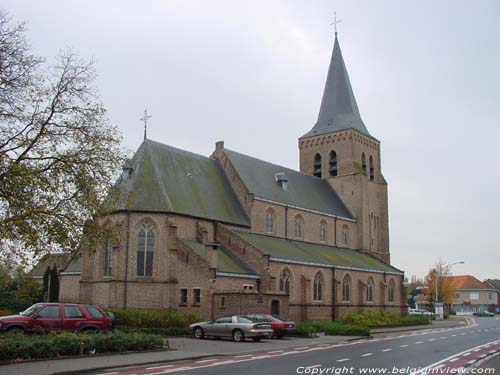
[0,10,125,260]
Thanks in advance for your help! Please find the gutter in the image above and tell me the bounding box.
[216,272,260,279]
[269,257,404,276]
[254,197,356,223]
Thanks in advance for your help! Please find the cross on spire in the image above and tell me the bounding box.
[330,11,342,36]
[140,109,152,141]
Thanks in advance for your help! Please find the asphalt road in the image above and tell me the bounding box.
[84,317,500,375]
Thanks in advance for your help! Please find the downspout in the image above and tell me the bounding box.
[334,217,337,246]
[332,266,336,321]
[123,212,131,309]
[285,206,289,238]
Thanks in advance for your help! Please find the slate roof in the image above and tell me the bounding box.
[114,140,250,226]
[224,149,354,220]
[302,35,372,139]
[179,238,257,277]
[233,230,402,274]
[30,253,73,277]
[61,256,82,274]
[443,275,493,291]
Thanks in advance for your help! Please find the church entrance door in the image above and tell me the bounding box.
[271,300,280,316]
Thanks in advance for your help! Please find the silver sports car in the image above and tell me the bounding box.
[189,315,274,342]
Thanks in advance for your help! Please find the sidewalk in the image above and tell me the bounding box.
[0,334,356,375]
[371,316,467,335]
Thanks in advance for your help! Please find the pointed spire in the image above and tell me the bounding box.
[302,34,370,138]
[140,110,152,141]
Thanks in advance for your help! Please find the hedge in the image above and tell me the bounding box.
[339,310,429,328]
[0,299,33,315]
[296,321,370,337]
[0,332,164,362]
[106,308,202,330]
[114,325,190,336]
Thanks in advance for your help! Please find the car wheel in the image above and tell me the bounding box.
[6,326,24,334]
[232,329,245,342]
[193,327,205,339]
[252,337,261,342]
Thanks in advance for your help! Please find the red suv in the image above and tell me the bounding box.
[0,303,112,334]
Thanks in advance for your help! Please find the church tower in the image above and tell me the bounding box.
[299,34,390,263]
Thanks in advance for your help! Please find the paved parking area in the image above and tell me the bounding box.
[167,334,357,356]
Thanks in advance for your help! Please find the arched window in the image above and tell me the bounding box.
[104,240,113,277]
[279,268,291,294]
[294,215,304,239]
[313,154,322,178]
[342,274,351,302]
[313,272,324,301]
[265,209,275,234]
[329,150,338,177]
[362,153,367,173]
[319,220,327,242]
[137,222,155,277]
[341,225,349,246]
[366,277,374,302]
[369,155,374,180]
[388,279,395,303]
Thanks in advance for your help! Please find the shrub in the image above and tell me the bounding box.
[0,309,13,317]
[106,308,202,329]
[114,325,189,336]
[0,332,164,362]
[295,322,317,337]
[0,299,33,315]
[339,310,428,328]
[323,322,370,337]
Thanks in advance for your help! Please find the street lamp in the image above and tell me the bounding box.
[435,261,465,303]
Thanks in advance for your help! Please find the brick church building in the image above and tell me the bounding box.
[75,34,406,321]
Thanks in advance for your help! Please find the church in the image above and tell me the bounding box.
[74,34,406,321]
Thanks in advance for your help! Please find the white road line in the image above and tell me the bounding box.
[428,339,436,341]
[97,373,119,375]
[468,360,476,364]
[195,359,217,363]
[295,346,309,350]
[441,337,447,339]
[462,352,471,356]
[362,353,374,357]
[452,334,457,337]
[382,349,392,352]
[268,350,284,354]
[251,355,270,360]
[415,341,423,344]
[234,354,253,358]
[146,365,174,370]
[337,358,350,362]
[400,344,409,347]
[449,358,459,362]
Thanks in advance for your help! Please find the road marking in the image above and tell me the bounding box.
[337,358,350,362]
[97,373,119,375]
[362,353,374,357]
[468,360,476,364]
[428,338,436,341]
[449,358,459,362]
[195,359,217,363]
[234,354,253,358]
[441,337,447,339]
[415,341,423,344]
[461,333,467,335]
[382,349,392,352]
[295,346,309,350]
[251,355,270,360]
[452,334,457,337]
[400,344,409,347]
[268,350,284,354]
[146,365,174,370]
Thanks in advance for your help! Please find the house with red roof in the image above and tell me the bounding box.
[443,275,498,315]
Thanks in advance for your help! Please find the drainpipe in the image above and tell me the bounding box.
[123,212,131,309]
[334,217,337,246]
[285,206,289,238]
[332,266,336,321]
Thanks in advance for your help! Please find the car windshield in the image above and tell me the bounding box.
[20,303,42,316]
[271,314,284,322]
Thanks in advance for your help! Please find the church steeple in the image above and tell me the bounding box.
[302,35,370,138]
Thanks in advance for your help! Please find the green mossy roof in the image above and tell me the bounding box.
[179,238,256,276]
[224,149,353,220]
[115,140,250,226]
[233,231,402,274]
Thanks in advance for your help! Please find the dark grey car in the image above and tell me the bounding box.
[189,315,274,342]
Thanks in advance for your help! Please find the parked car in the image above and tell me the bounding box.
[473,311,495,317]
[244,314,296,339]
[408,308,433,317]
[0,303,112,334]
[189,315,274,342]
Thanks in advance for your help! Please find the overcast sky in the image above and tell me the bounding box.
[4,0,499,281]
